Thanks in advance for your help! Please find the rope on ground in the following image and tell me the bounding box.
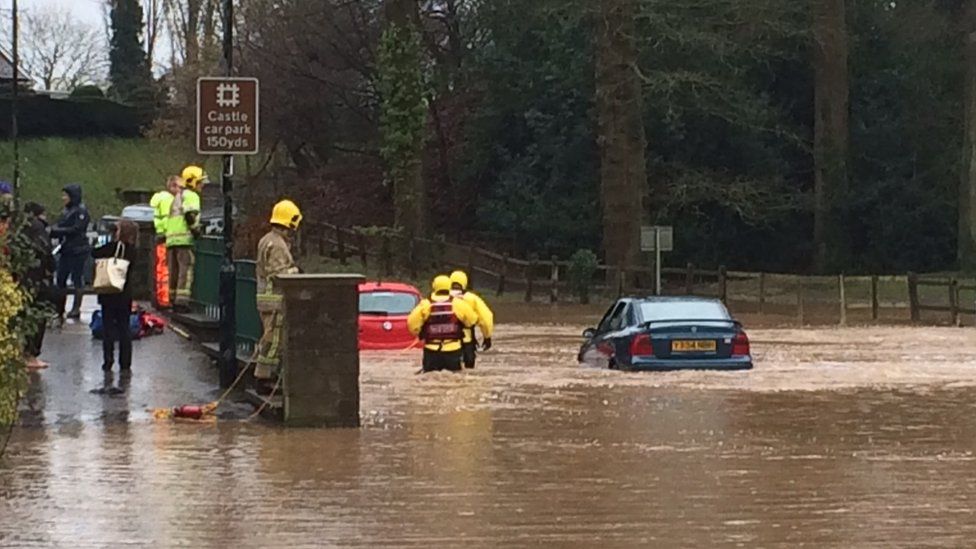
[248,376,281,421]
[168,324,192,340]
[152,344,261,422]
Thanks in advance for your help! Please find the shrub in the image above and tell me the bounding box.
[567,248,599,304]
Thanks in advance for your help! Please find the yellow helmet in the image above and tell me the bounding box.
[270,200,303,230]
[432,275,452,294]
[450,270,469,290]
[182,165,208,190]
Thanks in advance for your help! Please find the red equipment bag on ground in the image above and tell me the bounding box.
[140,311,167,338]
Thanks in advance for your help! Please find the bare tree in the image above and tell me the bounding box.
[145,0,164,63]
[20,7,106,91]
[162,0,220,67]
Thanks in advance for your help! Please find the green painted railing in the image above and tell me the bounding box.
[235,260,261,353]
[191,237,261,354]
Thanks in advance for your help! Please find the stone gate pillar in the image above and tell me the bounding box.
[276,274,364,427]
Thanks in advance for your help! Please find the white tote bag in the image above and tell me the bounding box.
[93,243,130,294]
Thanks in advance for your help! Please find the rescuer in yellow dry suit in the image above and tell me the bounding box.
[407,275,479,373]
[255,199,302,387]
[449,270,495,369]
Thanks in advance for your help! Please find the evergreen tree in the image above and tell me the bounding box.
[108,0,154,110]
[378,0,427,242]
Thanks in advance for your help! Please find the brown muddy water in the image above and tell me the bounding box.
[3,310,976,547]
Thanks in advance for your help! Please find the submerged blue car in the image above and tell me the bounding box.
[578,297,753,371]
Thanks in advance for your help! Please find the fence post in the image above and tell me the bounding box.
[758,272,766,314]
[336,227,347,266]
[358,233,368,269]
[718,266,728,304]
[381,235,393,277]
[797,279,805,326]
[299,230,308,258]
[318,232,326,257]
[685,263,695,295]
[871,275,879,321]
[908,273,920,322]
[524,255,536,303]
[618,268,627,298]
[467,245,476,277]
[550,255,559,304]
[839,274,847,326]
[950,277,960,326]
[497,253,509,297]
[408,237,418,279]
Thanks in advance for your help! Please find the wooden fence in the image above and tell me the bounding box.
[294,222,974,325]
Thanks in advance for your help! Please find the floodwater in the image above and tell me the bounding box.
[3,309,976,547]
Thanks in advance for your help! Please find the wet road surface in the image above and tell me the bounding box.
[3,304,976,547]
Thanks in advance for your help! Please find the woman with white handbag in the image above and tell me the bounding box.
[92,220,137,373]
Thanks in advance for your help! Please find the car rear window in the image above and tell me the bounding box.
[121,206,154,222]
[359,292,419,316]
[639,301,731,322]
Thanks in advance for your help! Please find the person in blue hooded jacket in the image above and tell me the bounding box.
[51,184,92,319]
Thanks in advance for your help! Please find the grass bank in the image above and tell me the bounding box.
[0,138,213,219]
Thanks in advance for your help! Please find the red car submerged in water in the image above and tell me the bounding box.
[358,282,423,351]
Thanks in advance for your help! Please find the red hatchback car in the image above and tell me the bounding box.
[358,282,423,351]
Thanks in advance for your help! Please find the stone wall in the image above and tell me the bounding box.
[277,274,364,427]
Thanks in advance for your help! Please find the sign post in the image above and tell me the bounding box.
[641,226,674,296]
[196,0,259,388]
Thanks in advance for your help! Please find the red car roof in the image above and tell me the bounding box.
[358,281,421,295]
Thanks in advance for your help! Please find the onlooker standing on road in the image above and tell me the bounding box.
[51,184,91,320]
[23,202,56,369]
[92,220,137,373]
[0,181,12,234]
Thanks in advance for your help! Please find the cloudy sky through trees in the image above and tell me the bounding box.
[15,0,171,86]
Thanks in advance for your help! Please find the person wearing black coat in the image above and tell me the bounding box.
[92,220,137,373]
[23,202,56,369]
[51,184,91,319]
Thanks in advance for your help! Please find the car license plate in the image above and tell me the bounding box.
[671,340,717,353]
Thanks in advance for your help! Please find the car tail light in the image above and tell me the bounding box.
[732,331,750,357]
[630,333,654,357]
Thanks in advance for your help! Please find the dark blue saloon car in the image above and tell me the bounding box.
[578,297,753,371]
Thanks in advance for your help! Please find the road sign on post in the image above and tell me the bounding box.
[641,226,674,296]
[196,77,259,155]
[196,13,258,387]
[640,226,673,252]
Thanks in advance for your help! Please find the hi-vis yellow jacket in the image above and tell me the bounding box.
[165,189,201,248]
[407,294,479,352]
[460,291,494,343]
[150,190,174,236]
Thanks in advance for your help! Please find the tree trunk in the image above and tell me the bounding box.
[960,3,976,271]
[595,0,648,279]
[185,0,201,66]
[812,0,850,273]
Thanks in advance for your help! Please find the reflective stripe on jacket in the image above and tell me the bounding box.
[256,227,299,303]
[165,189,201,248]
